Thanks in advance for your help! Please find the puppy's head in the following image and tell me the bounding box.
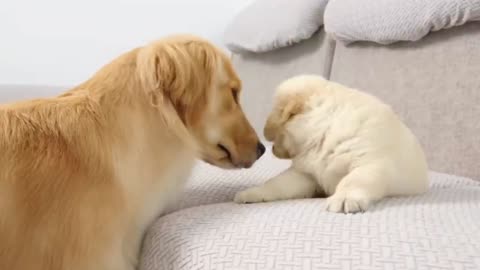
[137,35,264,169]
[264,75,325,159]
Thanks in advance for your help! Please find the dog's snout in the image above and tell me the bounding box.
[256,142,266,159]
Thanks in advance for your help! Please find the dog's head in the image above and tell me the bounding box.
[264,75,325,159]
[136,35,265,169]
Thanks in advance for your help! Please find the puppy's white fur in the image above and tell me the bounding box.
[235,75,429,213]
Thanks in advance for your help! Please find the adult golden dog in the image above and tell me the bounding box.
[0,35,265,270]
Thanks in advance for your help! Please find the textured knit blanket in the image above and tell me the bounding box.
[140,149,480,270]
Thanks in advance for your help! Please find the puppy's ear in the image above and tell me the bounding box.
[264,97,303,141]
[280,97,303,123]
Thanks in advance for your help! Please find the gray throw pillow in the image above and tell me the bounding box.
[223,0,329,54]
[324,0,480,44]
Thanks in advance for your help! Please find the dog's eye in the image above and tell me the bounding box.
[231,88,239,104]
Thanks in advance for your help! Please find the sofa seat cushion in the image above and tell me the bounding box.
[223,0,329,53]
[324,0,480,44]
[141,154,480,270]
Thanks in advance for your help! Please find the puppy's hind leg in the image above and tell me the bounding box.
[234,167,318,204]
[325,163,391,214]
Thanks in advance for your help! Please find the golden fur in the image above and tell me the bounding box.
[0,34,263,270]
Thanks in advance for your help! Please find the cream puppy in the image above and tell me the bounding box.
[234,75,429,213]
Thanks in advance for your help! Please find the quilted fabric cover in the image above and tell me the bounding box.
[324,0,480,44]
[223,0,329,53]
[141,149,480,270]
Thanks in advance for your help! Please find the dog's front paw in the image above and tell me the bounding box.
[325,190,371,214]
[234,187,274,204]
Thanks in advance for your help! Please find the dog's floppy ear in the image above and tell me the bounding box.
[136,39,218,149]
[137,44,188,106]
[137,40,216,112]
[136,43,198,148]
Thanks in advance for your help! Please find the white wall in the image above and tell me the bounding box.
[0,0,252,86]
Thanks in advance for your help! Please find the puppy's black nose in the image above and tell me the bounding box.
[256,142,266,159]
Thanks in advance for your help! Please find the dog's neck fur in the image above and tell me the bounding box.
[62,52,197,267]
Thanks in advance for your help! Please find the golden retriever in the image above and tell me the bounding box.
[0,34,265,270]
[234,75,428,213]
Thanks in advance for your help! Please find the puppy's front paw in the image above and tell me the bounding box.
[325,190,371,214]
[234,187,274,204]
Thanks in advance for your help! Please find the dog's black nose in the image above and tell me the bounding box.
[256,142,266,159]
